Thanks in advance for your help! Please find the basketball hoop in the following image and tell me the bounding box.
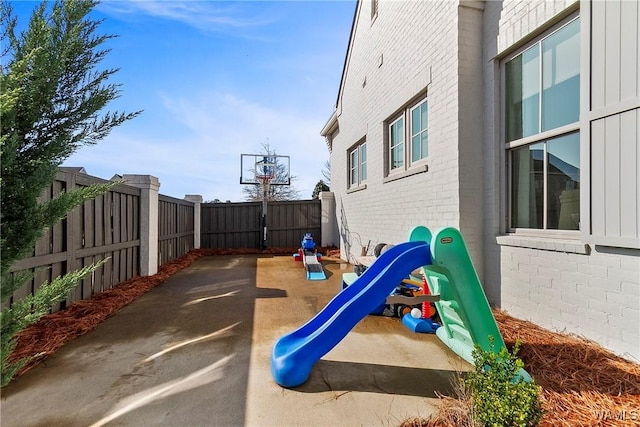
[256,173,274,186]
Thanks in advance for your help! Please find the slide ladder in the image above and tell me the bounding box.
[414,226,531,381]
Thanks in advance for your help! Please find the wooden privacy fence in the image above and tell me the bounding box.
[158,195,194,265]
[7,168,336,313]
[8,170,195,312]
[201,199,322,249]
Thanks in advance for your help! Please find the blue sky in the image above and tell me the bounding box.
[11,0,355,202]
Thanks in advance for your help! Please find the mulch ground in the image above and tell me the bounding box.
[494,310,640,427]
[8,249,640,426]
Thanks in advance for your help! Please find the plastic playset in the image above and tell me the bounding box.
[272,225,530,388]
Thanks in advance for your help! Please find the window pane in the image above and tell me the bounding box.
[412,135,421,162]
[511,143,544,228]
[390,118,404,170]
[421,132,428,158]
[411,101,428,161]
[542,19,580,131]
[360,144,367,180]
[392,144,403,169]
[506,46,540,142]
[350,150,358,185]
[412,106,421,135]
[547,132,580,230]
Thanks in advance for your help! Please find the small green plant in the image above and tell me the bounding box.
[465,336,544,427]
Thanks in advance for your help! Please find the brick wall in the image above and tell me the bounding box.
[331,0,466,259]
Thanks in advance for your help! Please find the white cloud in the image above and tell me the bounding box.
[64,89,331,202]
[97,1,274,34]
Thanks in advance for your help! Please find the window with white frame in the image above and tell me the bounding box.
[349,140,367,188]
[505,16,580,231]
[387,98,428,174]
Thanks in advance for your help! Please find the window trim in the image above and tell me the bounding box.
[502,14,581,235]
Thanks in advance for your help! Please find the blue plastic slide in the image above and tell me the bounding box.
[271,241,432,388]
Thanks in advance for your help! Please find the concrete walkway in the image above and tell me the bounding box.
[1,255,470,427]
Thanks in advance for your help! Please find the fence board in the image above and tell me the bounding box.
[157,195,194,266]
[51,261,64,312]
[94,195,104,247]
[201,199,321,249]
[52,180,65,254]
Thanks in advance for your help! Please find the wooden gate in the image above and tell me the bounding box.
[201,199,322,249]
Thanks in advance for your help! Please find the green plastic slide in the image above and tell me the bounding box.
[409,226,531,381]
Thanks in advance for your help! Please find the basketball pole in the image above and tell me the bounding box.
[262,178,268,249]
[241,153,288,251]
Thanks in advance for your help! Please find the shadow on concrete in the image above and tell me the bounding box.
[297,359,463,399]
[1,255,266,427]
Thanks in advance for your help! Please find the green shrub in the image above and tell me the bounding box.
[465,337,544,427]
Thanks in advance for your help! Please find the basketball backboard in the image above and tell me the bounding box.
[240,153,290,185]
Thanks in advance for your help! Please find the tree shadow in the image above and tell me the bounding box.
[293,359,464,399]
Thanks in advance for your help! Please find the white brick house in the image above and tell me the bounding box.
[321,0,639,361]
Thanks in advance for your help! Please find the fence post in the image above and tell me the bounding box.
[184,195,202,249]
[319,191,338,247]
[123,174,160,276]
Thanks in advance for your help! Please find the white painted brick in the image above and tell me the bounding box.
[605,290,633,307]
[621,257,640,270]
[622,306,640,321]
[531,274,552,288]
[621,281,640,296]
[561,289,587,306]
[518,263,538,275]
[538,287,561,302]
[589,254,622,268]
[607,266,640,283]
[589,298,622,317]
[617,335,640,360]
[559,270,588,287]
[576,283,605,300]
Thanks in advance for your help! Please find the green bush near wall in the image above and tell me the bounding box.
[465,337,544,427]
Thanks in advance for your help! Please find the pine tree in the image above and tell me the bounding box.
[311,179,329,199]
[0,0,141,386]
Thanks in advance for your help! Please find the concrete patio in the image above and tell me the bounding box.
[1,254,471,427]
